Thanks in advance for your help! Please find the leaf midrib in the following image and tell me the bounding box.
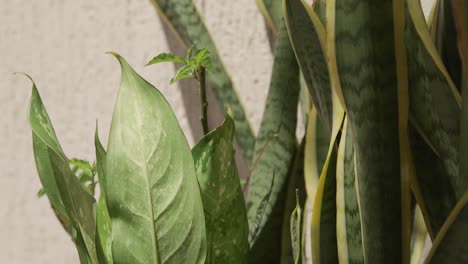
[125,73,161,264]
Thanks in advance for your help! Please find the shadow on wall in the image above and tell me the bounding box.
[159,20,251,181]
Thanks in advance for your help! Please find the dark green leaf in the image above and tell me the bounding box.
[425,192,468,263]
[284,0,333,134]
[192,113,249,264]
[256,0,283,32]
[336,119,364,264]
[246,19,300,262]
[331,0,403,262]
[106,53,206,263]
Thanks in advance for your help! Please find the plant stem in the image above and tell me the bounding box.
[198,65,209,135]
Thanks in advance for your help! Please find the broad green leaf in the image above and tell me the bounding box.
[94,127,113,264]
[425,192,468,263]
[290,191,302,264]
[313,0,326,25]
[246,19,300,262]
[105,53,206,264]
[149,0,255,165]
[284,0,333,134]
[406,0,461,187]
[192,113,249,264]
[146,53,187,66]
[170,64,193,84]
[336,118,364,264]
[330,1,404,262]
[256,0,283,33]
[27,79,97,263]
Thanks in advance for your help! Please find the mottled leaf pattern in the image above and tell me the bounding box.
[105,53,206,264]
[192,114,249,264]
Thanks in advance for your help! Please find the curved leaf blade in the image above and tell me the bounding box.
[284,0,333,133]
[28,80,97,263]
[192,114,249,264]
[106,53,206,264]
[246,19,300,261]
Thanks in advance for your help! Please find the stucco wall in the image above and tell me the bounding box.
[0,0,433,263]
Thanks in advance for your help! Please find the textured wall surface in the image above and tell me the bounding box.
[0,0,433,263]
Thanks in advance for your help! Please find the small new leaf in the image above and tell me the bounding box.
[170,64,194,84]
[146,53,187,66]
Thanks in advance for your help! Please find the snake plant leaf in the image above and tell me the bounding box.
[303,106,329,206]
[281,140,306,263]
[406,0,462,199]
[330,0,405,262]
[192,113,249,264]
[336,119,364,264]
[311,138,339,264]
[105,53,206,264]
[312,0,327,26]
[246,19,300,260]
[284,0,333,134]
[256,0,283,33]
[454,1,468,204]
[146,53,187,66]
[94,127,113,264]
[290,190,302,264]
[148,0,255,165]
[429,0,463,90]
[425,192,468,264]
[409,126,456,237]
[27,79,98,263]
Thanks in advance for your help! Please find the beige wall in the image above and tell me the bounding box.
[0,0,433,263]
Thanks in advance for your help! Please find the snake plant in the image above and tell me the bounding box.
[24,0,468,263]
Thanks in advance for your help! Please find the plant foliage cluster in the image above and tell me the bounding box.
[25,0,468,263]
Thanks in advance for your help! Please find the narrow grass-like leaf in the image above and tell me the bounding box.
[149,0,255,164]
[329,1,403,262]
[192,113,249,264]
[146,53,186,66]
[27,79,97,263]
[246,19,300,262]
[94,127,112,264]
[106,53,206,264]
[336,118,364,264]
[425,192,468,263]
[284,0,333,133]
